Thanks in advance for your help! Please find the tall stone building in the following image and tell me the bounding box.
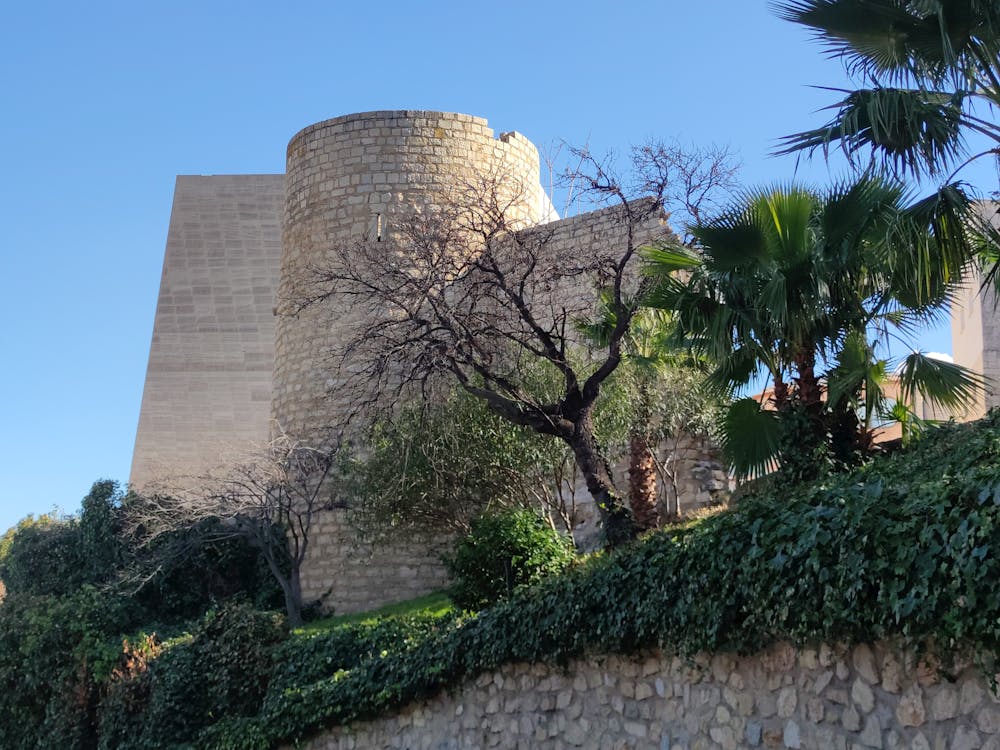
[951,203,1000,418]
[132,111,672,612]
[131,174,284,488]
[132,111,999,613]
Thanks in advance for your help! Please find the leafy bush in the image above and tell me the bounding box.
[444,508,575,610]
[0,587,139,750]
[0,514,86,597]
[267,613,457,698]
[197,411,1000,749]
[347,389,569,535]
[5,413,1000,750]
[131,518,284,622]
[97,602,286,749]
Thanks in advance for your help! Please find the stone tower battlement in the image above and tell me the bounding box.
[273,110,553,442]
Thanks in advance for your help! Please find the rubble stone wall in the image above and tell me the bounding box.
[288,641,1000,750]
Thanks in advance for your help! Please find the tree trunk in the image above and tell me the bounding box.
[568,416,635,547]
[262,548,305,627]
[793,349,823,414]
[284,568,305,628]
[628,431,659,531]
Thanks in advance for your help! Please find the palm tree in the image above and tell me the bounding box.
[578,296,678,530]
[775,0,1000,280]
[643,175,984,479]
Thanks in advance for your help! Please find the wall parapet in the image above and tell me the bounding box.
[288,641,999,749]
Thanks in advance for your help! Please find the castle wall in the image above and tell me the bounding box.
[284,153,678,612]
[286,641,1000,750]
[130,174,284,490]
[273,110,552,441]
[274,111,553,613]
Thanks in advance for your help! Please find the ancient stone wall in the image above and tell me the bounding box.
[281,117,682,613]
[298,509,451,615]
[273,110,551,441]
[131,174,284,489]
[276,112,552,613]
[287,641,1000,750]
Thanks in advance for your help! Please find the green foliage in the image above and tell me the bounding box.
[644,176,984,479]
[0,513,87,597]
[775,0,1000,282]
[97,602,286,750]
[0,587,139,750]
[347,389,569,535]
[6,414,1000,750]
[299,591,453,633]
[131,518,284,623]
[79,480,126,584]
[443,509,576,611]
[194,411,1000,749]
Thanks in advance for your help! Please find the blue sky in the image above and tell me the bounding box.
[0,1,993,532]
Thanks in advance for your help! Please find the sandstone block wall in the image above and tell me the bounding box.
[131,174,284,489]
[273,110,552,441]
[952,204,1000,419]
[274,111,554,613]
[299,509,451,614]
[289,642,1000,750]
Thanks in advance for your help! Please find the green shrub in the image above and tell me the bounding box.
[97,601,286,749]
[197,411,1000,749]
[131,519,284,623]
[0,516,86,597]
[444,508,575,611]
[0,587,138,750]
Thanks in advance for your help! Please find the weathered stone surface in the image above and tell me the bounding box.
[859,714,883,748]
[964,681,987,714]
[929,684,958,720]
[953,725,983,750]
[777,687,798,718]
[979,707,1000,734]
[852,677,876,713]
[843,705,862,731]
[854,644,880,685]
[783,720,802,749]
[897,684,927,727]
[285,643,1000,750]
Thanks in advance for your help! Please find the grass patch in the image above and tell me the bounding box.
[296,591,453,634]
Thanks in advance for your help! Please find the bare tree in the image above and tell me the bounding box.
[294,149,687,546]
[126,433,341,626]
[632,139,741,243]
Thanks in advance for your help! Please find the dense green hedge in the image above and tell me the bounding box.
[444,508,576,610]
[196,411,1000,749]
[3,412,999,749]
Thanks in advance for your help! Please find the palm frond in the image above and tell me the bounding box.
[720,398,782,479]
[640,244,700,276]
[891,181,978,306]
[897,351,986,411]
[776,87,967,178]
[825,329,872,407]
[775,0,994,84]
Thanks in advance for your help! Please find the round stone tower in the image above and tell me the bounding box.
[273,110,550,441]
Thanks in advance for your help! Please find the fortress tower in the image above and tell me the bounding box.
[270,111,560,612]
[273,110,553,441]
[130,110,763,614]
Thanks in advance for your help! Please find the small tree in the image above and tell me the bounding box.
[127,434,340,626]
[299,143,737,546]
[346,388,577,536]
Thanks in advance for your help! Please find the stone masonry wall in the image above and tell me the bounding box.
[281,117,674,613]
[275,111,552,613]
[131,174,284,489]
[289,641,999,750]
[299,509,450,615]
[273,110,551,441]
